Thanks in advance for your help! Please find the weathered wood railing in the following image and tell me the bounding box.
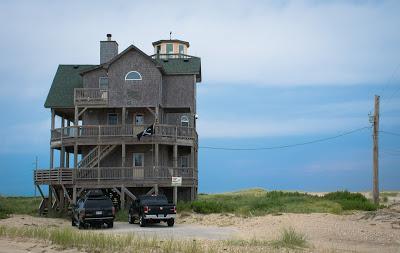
[150,54,195,60]
[34,167,197,185]
[74,88,108,105]
[51,124,196,141]
[34,169,73,184]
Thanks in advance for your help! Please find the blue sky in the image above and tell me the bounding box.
[0,0,399,196]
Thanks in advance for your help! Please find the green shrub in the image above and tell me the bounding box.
[323,191,378,211]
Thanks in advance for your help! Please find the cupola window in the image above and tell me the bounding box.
[125,71,142,80]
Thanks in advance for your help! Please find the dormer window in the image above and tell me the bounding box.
[125,71,142,81]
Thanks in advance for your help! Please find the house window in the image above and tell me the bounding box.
[156,45,161,54]
[179,44,184,54]
[166,43,173,54]
[135,114,144,125]
[133,153,144,167]
[125,71,142,80]
[181,115,189,127]
[179,156,189,167]
[108,113,118,125]
[99,77,109,89]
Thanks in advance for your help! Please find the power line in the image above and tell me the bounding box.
[199,126,371,151]
[379,130,400,137]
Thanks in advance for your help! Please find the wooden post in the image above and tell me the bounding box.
[50,148,54,169]
[173,186,178,205]
[121,188,125,210]
[59,187,64,210]
[72,186,77,204]
[155,143,159,167]
[66,121,70,168]
[60,117,65,168]
[74,106,78,126]
[373,95,380,205]
[122,142,126,167]
[50,109,55,169]
[173,145,178,168]
[48,186,53,211]
[155,106,159,123]
[73,144,78,168]
[122,107,126,126]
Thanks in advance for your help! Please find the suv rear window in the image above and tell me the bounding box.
[84,198,112,208]
[140,195,168,205]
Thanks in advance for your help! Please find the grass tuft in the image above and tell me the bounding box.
[271,227,308,249]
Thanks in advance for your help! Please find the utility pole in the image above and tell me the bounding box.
[372,95,380,205]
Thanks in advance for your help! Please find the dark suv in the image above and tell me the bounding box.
[71,190,115,229]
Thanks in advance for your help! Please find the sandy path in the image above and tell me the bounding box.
[0,238,84,253]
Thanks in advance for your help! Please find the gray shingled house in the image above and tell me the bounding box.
[34,34,201,213]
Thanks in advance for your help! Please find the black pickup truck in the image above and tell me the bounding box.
[128,194,176,227]
[71,190,115,229]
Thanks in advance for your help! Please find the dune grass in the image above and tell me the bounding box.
[271,227,308,249]
[0,225,297,253]
[1,189,379,220]
[177,189,378,216]
[0,196,41,219]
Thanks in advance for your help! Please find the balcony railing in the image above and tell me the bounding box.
[74,88,108,106]
[34,167,197,185]
[34,168,73,185]
[51,124,196,141]
[150,53,196,60]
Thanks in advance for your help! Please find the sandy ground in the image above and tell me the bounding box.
[0,238,83,253]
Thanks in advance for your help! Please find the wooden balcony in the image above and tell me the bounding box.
[34,169,73,185]
[74,88,108,106]
[51,124,196,144]
[34,167,197,186]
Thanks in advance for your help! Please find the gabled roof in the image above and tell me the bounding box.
[44,65,97,108]
[80,45,163,75]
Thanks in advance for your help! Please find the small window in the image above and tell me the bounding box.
[133,153,144,167]
[156,45,161,54]
[108,113,118,125]
[99,77,109,89]
[181,115,189,127]
[135,114,144,125]
[125,71,142,80]
[166,43,173,54]
[179,44,184,54]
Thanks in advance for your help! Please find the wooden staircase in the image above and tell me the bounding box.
[78,145,117,168]
[39,197,49,216]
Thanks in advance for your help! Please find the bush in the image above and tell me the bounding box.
[323,191,378,211]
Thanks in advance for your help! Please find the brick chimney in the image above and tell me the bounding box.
[100,34,118,64]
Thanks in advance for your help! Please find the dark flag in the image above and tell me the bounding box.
[137,124,154,140]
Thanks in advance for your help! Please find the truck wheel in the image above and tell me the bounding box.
[128,214,134,224]
[77,220,84,230]
[139,215,146,227]
[108,221,114,228]
[167,219,175,227]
